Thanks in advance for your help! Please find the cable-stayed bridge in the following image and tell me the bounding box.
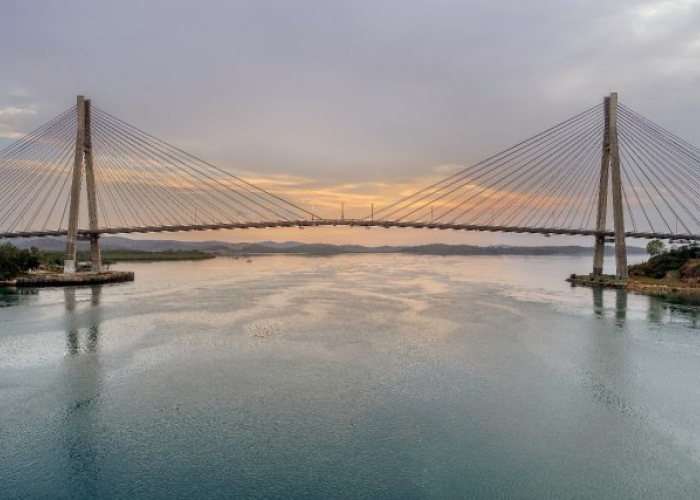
[1,93,699,278]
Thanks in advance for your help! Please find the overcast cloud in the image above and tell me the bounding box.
[1,0,699,244]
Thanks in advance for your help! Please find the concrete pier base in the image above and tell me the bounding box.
[64,259,77,274]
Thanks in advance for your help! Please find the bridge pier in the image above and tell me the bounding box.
[84,99,102,272]
[592,92,627,279]
[64,96,102,274]
[593,97,610,276]
[609,93,628,279]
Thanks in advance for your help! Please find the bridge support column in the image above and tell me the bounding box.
[84,99,102,272]
[593,97,610,276]
[64,95,101,274]
[609,92,628,279]
[64,96,86,274]
[592,92,627,279]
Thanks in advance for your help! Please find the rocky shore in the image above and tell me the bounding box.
[567,274,700,298]
[1,270,134,287]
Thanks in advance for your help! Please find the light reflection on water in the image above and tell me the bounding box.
[1,254,700,499]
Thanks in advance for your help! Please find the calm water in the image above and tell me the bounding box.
[1,254,700,499]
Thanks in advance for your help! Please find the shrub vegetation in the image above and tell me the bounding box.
[629,244,700,280]
[0,244,41,280]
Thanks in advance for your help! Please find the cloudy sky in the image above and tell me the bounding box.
[2,0,699,245]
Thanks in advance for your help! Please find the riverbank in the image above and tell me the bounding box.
[1,270,134,287]
[100,249,214,262]
[566,274,627,289]
[568,273,700,299]
[48,249,214,264]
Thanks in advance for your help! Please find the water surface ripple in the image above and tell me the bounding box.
[1,255,700,499]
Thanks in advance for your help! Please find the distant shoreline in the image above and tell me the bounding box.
[219,248,644,257]
[6,236,647,257]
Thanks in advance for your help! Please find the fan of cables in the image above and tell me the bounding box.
[617,104,700,237]
[369,100,700,239]
[367,103,607,232]
[0,106,78,235]
[0,103,317,236]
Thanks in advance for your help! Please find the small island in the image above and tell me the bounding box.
[569,240,700,301]
[0,243,213,287]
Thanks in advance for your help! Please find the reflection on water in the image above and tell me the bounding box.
[648,294,665,324]
[615,289,627,326]
[593,287,604,317]
[65,286,102,355]
[588,282,700,329]
[590,287,628,326]
[2,255,700,499]
[62,286,103,497]
[651,295,700,328]
[590,287,627,326]
[640,292,700,327]
[0,286,37,307]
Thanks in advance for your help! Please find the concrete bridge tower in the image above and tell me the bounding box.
[64,95,102,274]
[592,92,628,279]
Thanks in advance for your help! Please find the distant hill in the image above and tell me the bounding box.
[255,240,305,249]
[3,236,647,256]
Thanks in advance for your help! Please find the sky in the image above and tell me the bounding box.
[1,0,700,245]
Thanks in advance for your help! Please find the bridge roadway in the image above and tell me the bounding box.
[1,219,698,242]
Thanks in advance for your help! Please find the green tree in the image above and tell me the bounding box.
[0,243,41,280]
[646,239,667,258]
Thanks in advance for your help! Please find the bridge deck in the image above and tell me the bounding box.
[1,220,698,242]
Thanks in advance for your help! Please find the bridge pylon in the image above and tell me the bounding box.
[592,92,627,279]
[64,95,101,274]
